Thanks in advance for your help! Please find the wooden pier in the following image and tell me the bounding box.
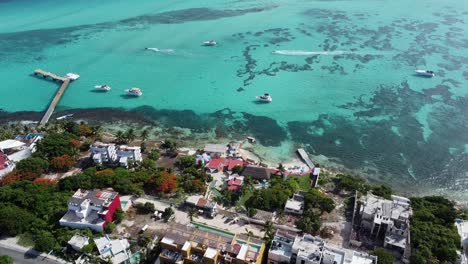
[297,148,315,169]
[34,69,67,82]
[33,69,73,126]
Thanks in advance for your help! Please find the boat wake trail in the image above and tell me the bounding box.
[271,50,353,56]
[145,47,175,54]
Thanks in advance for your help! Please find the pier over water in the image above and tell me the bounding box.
[33,69,77,126]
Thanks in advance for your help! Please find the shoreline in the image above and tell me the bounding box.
[1,107,467,204]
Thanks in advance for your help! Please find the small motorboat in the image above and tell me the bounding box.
[125,87,143,96]
[256,93,272,102]
[203,40,217,46]
[415,69,435,77]
[65,73,80,80]
[95,84,111,91]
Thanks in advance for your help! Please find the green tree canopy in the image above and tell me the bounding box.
[304,189,335,213]
[410,196,460,263]
[0,204,36,236]
[0,255,13,264]
[371,248,394,264]
[35,132,77,159]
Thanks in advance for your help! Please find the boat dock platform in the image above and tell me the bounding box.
[34,69,67,82]
[297,148,315,169]
[33,69,75,126]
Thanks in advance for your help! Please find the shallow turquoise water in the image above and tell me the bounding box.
[0,0,467,200]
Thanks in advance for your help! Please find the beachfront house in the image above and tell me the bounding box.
[90,142,118,164]
[241,165,271,180]
[284,192,306,215]
[94,235,131,264]
[357,194,412,258]
[0,136,42,178]
[158,223,265,264]
[59,189,121,232]
[268,231,377,264]
[207,158,228,173]
[204,144,227,158]
[90,141,142,168]
[116,145,142,168]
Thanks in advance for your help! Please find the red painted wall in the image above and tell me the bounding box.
[100,194,122,223]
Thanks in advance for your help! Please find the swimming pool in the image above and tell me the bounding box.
[121,200,128,208]
[192,223,234,238]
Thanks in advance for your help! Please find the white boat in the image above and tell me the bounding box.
[203,40,217,46]
[415,69,435,77]
[56,114,73,120]
[256,93,272,102]
[65,73,80,80]
[125,87,143,96]
[95,85,111,91]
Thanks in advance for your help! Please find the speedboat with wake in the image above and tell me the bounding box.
[203,40,217,46]
[95,84,111,91]
[415,69,435,77]
[256,93,272,102]
[125,87,143,96]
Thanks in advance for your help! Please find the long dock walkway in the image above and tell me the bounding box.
[33,69,73,126]
[297,148,315,169]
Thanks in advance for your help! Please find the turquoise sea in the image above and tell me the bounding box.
[0,0,467,200]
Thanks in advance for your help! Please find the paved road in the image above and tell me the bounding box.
[0,247,62,264]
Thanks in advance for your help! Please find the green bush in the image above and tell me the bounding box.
[105,223,116,234]
[371,248,394,264]
[114,208,125,224]
[0,255,13,264]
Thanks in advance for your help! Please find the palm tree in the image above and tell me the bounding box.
[140,129,150,142]
[188,207,198,222]
[116,130,126,144]
[262,220,276,244]
[125,128,136,143]
[245,228,254,239]
[277,163,286,176]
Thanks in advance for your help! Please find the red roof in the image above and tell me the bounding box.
[196,198,208,207]
[0,152,8,170]
[228,178,242,186]
[227,159,244,170]
[207,158,227,169]
[228,185,241,191]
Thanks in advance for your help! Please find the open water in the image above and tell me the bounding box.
[0,0,467,200]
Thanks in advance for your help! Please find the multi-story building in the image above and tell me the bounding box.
[90,142,118,164]
[94,235,130,264]
[90,142,142,168]
[116,145,143,168]
[59,189,121,232]
[158,223,265,264]
[359,194,412,256]
[268,231,377,264]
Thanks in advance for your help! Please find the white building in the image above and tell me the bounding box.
[284,192,306,215]
[455,219,468,264]
[68,234,89,252]
[116,145,142,168]
[59,189,121,232]
[0,136,42,178]
[90,142,142,168]
[359,194,411,255]
[94,235,130,264]
[90,142,117,164]
[268,232,377,264]
[204,143,227,158]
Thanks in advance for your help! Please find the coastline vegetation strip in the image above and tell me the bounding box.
[192,222,235,238]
